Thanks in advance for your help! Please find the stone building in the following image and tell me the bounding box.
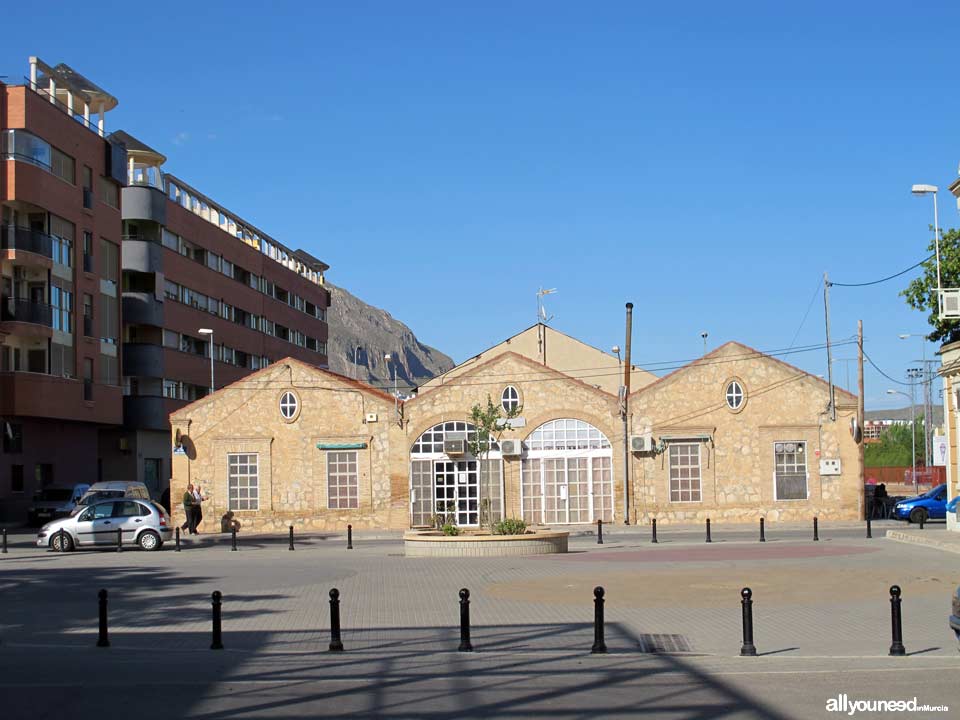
[937,340,959,533]
[169,328,863,533]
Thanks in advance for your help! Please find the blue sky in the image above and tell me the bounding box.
[4,1,958,410]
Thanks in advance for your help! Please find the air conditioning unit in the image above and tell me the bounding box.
[940,289,960,320]
[500,439,522,457]
[630,434,654,453]
[444,439,466,455]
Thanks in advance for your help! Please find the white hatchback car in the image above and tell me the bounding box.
[37,498,173,551]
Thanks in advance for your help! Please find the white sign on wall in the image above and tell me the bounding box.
[933,435,948,466]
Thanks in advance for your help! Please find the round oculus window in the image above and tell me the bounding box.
[725,380,745,411]
[279,391,300,421]
[501,385,520,413]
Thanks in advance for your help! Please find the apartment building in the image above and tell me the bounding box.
[98,130,330,498]
[0,58,126,520]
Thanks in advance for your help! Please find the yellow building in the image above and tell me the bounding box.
[170,327,863,533]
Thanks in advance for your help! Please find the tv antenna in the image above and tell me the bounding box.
[536,287,557,324]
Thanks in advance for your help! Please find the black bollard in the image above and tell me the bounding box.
[706,518,712,543]
[591,586,607,653]
[2,527,7,554]
[458,588,473,652]
[347,524,353,550]
[740,587,757,656]
[329,588,344,651]
[919,514,925,530]
[231,526,238,552]
[289,525,295,551]
[759,518,766,543]
[866,516,872,539]
[175,527,181,552]
[97,589,110,647]
[211,591,223,650]
[888,585,905,656]
[597,519,604,545]
[116,527,122,553]
[651,518,658,544]
[58,527,67,552]
[813,517,819,542]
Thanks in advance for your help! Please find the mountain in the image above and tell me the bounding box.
[325,283,454,391]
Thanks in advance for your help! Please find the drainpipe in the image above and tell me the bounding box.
[623,302,633,525]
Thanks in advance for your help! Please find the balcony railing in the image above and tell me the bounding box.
[1,297,54,327]
[0,226,54,258]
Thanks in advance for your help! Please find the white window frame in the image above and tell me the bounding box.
[725,380,745,411]
[501,385,521,413]
[227,453,259,511]
[279,390,300,422]
[327,450,359,510]
[668,442,703,503]
[773,440,809,501]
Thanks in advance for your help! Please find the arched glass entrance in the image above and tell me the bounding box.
[410,421,502,527]
[521,419,614,525]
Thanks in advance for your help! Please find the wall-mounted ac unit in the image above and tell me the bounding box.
[444,439,466,455]
[630,434,653,453]
[500,439,522,457]
[940,289,960,320]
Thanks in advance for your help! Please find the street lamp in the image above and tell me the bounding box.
[911,184,941,306]
[887,389,917,494]
[198,328,214,394]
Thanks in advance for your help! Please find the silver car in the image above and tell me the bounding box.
[37,499,173,551]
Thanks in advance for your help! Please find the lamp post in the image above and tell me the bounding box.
[887,389,917,494]
[911,184,941,309]
[353,345,363,380]
[198,328,214,394]
[899,333,932,466]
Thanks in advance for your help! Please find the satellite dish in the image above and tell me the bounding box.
[849,417,862,445]
[174,428,182,447]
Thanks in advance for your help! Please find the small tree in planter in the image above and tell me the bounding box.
[468,394,522,530]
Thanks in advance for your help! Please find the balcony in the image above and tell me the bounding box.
[121,185,167,224]
[121,238,163,273]
[1,297,53,327]
[122,342,165,378]
[123,395,183,431]
[122,292,164,327]
[1,226,54,262]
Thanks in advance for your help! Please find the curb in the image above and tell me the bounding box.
[885,529,960,555]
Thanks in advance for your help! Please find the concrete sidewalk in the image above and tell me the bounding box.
[887,527,960,554]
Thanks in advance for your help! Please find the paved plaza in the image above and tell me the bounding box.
[1,521,958,719]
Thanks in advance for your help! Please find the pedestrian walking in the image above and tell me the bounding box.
[193,484,207,533]
[182,483,198,535]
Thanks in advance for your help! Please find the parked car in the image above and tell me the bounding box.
[27,484,90,526]
[37,499,172,551]
[892,484,947,524]
[947,495,959,516]
[72,481,151,514]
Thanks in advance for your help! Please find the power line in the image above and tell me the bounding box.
[828,253,934,288]
[861,347,925,388]
[788,277,824,349]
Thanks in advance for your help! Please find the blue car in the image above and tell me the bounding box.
[948,495,959,515]
[893,484,947,523]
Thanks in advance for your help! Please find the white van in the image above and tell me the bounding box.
[73,481,151,514]
[28,484,91,526]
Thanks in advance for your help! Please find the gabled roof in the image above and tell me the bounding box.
[170,356,395,421]
[407,350,618,405]
[632,341,858,403]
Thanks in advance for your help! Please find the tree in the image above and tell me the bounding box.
[467,394,522,529]
[901,227,960,344]
[864,416,926,468]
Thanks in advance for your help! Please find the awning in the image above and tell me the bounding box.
[316,442,368,450]
[660,434,713,443]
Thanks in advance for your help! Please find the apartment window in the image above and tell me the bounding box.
[99,177,119,209]
[100,294,118,344]
[50,287,74,333]
[100,353,118,386]
[35,463,54,488]
[162,229,179,251]
[83,232,94,272]
[179,334,207,356]
[221,258,234,278]
[51,146,76,184]
[163,379,179,398]
[11,464,24,493]
[51,235,73,267]
[206,252,220,272]
[82,166,93,208]
[219,302,233,321]
[327,451,358,509]
[668,443,702,502]
[99,239,119,284]
[275,324,289,342]
[774,442,808,500]
[2,423,23,453]
[306,337,317,352]
[164,280,179,302]
[228,453,259,511]
[1,129,51,169]
[51,342,75,378]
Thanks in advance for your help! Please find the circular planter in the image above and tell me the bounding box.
[403,529,568,557]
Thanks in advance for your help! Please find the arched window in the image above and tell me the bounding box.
[279,391,300,421]
[725,380,745,411]
[501,385,520,413]
[410,421,499,454]
[525,418,611,451]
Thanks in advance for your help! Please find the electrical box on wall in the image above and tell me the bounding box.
[819,458,842,476]
[365,413,378,423]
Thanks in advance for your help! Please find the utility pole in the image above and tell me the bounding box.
[857,321,865,519]
[823,273,836,421]
[623,302,633,525]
